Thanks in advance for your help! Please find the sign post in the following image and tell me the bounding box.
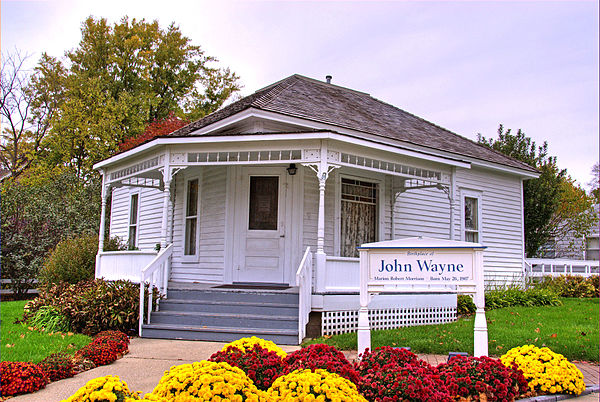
[357,237,488,357]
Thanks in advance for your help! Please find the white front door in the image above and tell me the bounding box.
[235,168,287,283]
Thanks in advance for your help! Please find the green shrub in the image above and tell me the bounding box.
[24,279,160,335]
[534,275,598,298]
[39,234,98,285]
[485,286,561,310]
[28,306,70,333]
[103,236,128,252]
[457,294,476,315]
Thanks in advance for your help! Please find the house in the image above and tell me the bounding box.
[94,74,538,344]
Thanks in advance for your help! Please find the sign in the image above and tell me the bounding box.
[357,237,488,358]
[368,249,474,285]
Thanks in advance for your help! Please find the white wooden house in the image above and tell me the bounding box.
[94,74,538,344]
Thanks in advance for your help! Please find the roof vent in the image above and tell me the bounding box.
[325,75,332,84]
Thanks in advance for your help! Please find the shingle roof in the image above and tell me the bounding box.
[168,74,537,173]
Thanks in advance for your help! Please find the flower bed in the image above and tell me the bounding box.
[143,361,265,401]
[501,345,586,396]
[63,375,140,402]
[209,344,286,390]
[283,343,360,385]
[266,368,366,401]
[6,335,589,401]
[221,335,287,358]
[437,355,529,402]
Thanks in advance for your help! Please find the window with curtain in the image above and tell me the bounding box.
[341,178,378,257]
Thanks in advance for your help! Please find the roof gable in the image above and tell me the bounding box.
[168,74,536,173]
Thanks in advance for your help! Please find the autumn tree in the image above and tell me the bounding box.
[33,16,240,177]
[478,125,596,257]
[119,112,188,152]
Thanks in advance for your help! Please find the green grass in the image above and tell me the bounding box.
[305,298,599,362]
[1,300,91,363]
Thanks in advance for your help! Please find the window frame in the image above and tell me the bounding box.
[128,191,140,250]
[460,189,483,244]
[182,174,201,260]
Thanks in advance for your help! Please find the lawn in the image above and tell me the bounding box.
[1,300,91,363]
[306,298,599,362]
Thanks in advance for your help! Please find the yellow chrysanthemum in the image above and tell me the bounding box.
[143,360,266,401]
[221,336,287,358]
[266,369,367,401]
[501,345,586,396]
[62,375,141,402]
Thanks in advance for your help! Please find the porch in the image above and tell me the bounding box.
[93,139,469,343]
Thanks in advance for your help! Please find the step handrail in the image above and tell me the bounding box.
[139,244,173,336]
[296,246,312,344]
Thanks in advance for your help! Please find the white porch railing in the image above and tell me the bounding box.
[139,244,173,336]
[324,256,360,291]
[96,251,158,282]
[525,258,599,278]
[296,247,313,344]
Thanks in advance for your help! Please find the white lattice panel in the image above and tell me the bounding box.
[321,307,456,336]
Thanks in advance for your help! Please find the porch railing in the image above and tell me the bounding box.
[296,246,312,344]
[139,244,173,336]
[525,258,599,278]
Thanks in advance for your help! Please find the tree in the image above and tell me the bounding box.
[34,16,241,177]
[0,51,55,178]
[478,125,596,257]
[1,169,100,297]
[588,162,599,203]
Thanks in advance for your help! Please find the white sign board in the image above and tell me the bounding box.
[368,249,475,285]
[357,237,488,358]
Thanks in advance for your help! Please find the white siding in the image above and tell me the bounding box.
[170,166,227,283]
[109,186,163,250]
[454,167,525,284]
[393,181,451,240]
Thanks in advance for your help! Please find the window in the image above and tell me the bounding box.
[585,235,599,260]
[184,179,199,255]
[128,193,139,249]
[341,178,378,257]
[463,195,480,243]
[248,176,279,230]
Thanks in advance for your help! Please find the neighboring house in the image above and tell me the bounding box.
[539,204,600,261]
[94,74,538,343]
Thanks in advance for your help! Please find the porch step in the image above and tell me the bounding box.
[143,285,301,345]
[167,288,299,304]
[142,323,299,345]
[159,299,299,316]
[150,310,298,330]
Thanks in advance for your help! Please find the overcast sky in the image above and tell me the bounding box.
[2,0,598,187]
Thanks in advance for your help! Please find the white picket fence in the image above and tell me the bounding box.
[524,258,599,278]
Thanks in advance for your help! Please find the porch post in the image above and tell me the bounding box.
[96,173,110,278]
[160,150,172,249]
[315,170,327,292]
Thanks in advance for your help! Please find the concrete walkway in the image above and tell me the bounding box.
[10,339,599,401]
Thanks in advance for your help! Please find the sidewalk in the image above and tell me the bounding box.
[11,339,599,401]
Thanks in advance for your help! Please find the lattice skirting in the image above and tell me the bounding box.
[321,307,457,336]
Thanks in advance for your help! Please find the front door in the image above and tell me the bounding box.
[235,168,287,283]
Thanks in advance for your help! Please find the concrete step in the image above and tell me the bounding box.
[159,299,299,316]
[150,310,298,330]
[142,323,299,345]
